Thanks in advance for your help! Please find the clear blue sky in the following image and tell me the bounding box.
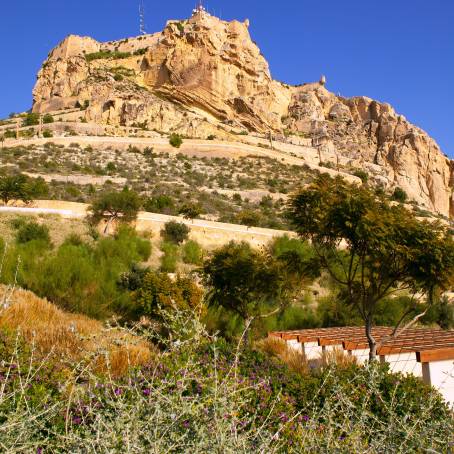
[1,0,453,155]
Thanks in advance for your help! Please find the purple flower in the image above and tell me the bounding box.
[72,416,82,425]
[303,415,310,421]
[37,449,43,454]
[114,388,122,396]
[279,412,288,422]
[182,420,190,428]
[143,388,151,396]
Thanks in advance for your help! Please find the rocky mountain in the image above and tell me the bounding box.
[32,9,454,218]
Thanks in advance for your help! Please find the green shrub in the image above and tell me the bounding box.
[85,50,132,62]
[106,161,116,172]
[160,241,179,273]
[133,48,147,56]
[2,227,151,319]
[160,221,190,245]
[133,271,203,317]
[169,133,183,148]
[160,249,177,274]
[236,209,261,227]
[16,221,50,245]
[42,129,53,138]
[182,240,203,265]
[353,169,369,183]
[392,186,408,203]
[10,216,27,230]
[22,112,39,127]
[42,113,54,124]
[143,195,175,214]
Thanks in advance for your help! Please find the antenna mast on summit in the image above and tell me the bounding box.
[139,0,146,35]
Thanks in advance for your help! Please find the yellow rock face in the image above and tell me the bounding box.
[31,13,454,218]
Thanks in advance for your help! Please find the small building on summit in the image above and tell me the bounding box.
[192,1,209,18]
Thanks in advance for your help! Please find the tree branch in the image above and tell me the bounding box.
[376,308,428,351]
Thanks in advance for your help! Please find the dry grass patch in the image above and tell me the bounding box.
[257,337,309,375]
[322,347,357,368]
[258,337,357,374]
[0,285,154,376]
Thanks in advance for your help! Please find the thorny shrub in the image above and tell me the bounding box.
[0,307,452,453]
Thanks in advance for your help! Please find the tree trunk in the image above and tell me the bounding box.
[104,215,115,235]
[365,317,377,361]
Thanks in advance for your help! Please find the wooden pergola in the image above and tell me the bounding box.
[269,327,454,407]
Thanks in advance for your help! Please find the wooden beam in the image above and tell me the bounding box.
[416,347,454,363]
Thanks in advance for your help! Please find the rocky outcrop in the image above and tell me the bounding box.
[32,10,453,218]
[285,84,453,216]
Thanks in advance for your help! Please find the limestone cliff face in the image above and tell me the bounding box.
[32,12,453,218]
[285,84,453,217]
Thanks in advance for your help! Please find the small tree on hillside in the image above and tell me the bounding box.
[161,221,190,245]
[288,174,454,360]
[236,209,261,229]
[392,186,408,203]
[202,241,311,343]
[179,204,202,223]
[0,174,48,206]
[89,189,141,234]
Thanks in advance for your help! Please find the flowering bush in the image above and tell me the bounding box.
[0,308,452,452]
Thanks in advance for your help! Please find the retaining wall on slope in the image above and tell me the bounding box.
[0,201,294,249]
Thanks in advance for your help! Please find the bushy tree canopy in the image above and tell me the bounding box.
[288,175,454,359]
[0,174,48,205]
[202,241,313,327]
[160,221,190,244]
[89,189,141,234]
[133,271,204,318]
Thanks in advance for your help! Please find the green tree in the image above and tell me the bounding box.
[236,209,261,228]
[89,189,141,234]
[0,174,47,205]
[202,241,301,343]
[179,203,202,223]
[160,221,190,245]
[288,175,454,360]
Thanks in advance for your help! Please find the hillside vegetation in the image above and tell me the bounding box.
[0,168,453,452]
[0,290,452,452]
